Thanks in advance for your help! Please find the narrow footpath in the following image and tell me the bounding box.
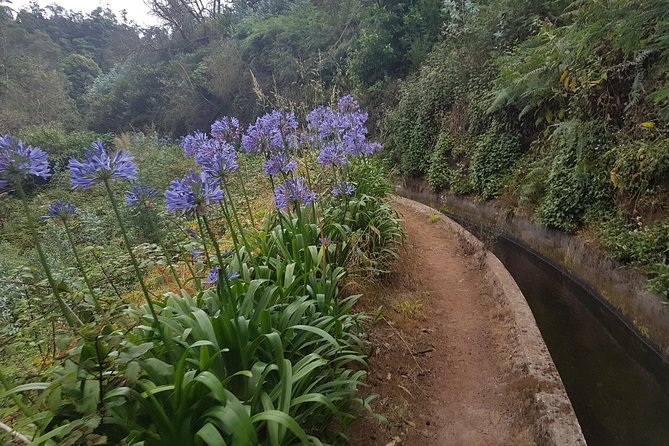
[348,199,536,445]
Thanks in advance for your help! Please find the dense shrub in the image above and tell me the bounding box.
[427,131,457,191]
[470,126,521,199]
[609,137,669,210]
[383,44,463,176]
[534,121,612,232]
[598,215,669,297]
[17,125,114,172]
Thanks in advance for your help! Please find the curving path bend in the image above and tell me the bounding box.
[348,197,584,446]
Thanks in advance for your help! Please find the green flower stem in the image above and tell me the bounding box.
[102,179,160,328]
[236,166,256,228]
[343,198,350,224]
[217,201,245,269]
[221,177,258,271]
[62,219,101,312]
[331,164,340,183]
[157,240,183,290]
[196,215,213,268]
[302,151,318,221]
[14,179,81,327]
[183,251,200,289]
[201,214,232,290]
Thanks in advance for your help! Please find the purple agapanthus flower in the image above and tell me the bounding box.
[305,96,379,159]
[41,199,77,221]
[337,95,361,114]
[363,142,382,155]
[241,111,299,154]
[185,227,198,238]
[68,140,137,189]
[319,235,332,246]
[332,182,356,197]
[263,152,297,176]
[273,177,316,211]
[181,131,209,157]
[0,134,51,188]
[126,184,158,205]
[165,171,224,215]
[306,106,343,141]
[211,117,241,144]
[195,140,238,178]
[191,250,203,260]
[203,266,240,285]
[316,142,348,166]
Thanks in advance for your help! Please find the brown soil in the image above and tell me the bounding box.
[348,201,536,446]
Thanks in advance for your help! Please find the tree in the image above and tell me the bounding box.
[63,54,102,100]
[145,0,227,43]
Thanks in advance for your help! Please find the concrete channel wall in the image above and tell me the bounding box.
[397,179,669,365]
[394,196,587,446]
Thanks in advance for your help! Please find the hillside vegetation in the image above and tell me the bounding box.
[2,1,667,299]
[382,0,669,297]
[0,0,668,442]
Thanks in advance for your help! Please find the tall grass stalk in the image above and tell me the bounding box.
[102,179,160,328]
[237,166,256,227]
[14,178,81,327]
[221,177,258,270]
[157,240,184,290]
[201,214,232,290]
[62,218,101,311]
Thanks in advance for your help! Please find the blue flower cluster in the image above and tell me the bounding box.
[42,199,77,220]
[196,140,238,179]
[211,117,241,145]
[332,182,356,197]
[273,177,316,210]
[0,134,51,189]
[165,171,224,215]
[181,131,209,157]
[126,184,158,205]
[241,111,299,154]
[307,96,381,167]
[175,95,381,212]
[203,265,240,285]
[263,152,297,177]
[68,140,137,189]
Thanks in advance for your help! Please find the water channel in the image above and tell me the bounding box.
[398,188,669,446]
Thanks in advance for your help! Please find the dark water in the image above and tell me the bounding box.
[490,236,669,446]
[398,189,669,445]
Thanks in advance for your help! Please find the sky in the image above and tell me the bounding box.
[8,0,162,26]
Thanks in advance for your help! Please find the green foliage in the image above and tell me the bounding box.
[427,131,457,191]
[383,43,463,176]
[0,126,401,443]
[62,54,102,100]
[504,140,553,211]
[489,0,669,129]
[17,125,114,172]
[347,26,397,91]
[609,137,669,205]
[236,6,346,87]
[84,64,172,133]
[534,121,612,232]
[0,57,80,133]
[347,0,444,91]
[470,126,521,199]
[349,157,393,198]
[598,215,669,297]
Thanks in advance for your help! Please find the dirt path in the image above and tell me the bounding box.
[348,200,535,445]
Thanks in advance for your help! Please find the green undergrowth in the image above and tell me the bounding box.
[382,0,669,297]
[0,131,403,444]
